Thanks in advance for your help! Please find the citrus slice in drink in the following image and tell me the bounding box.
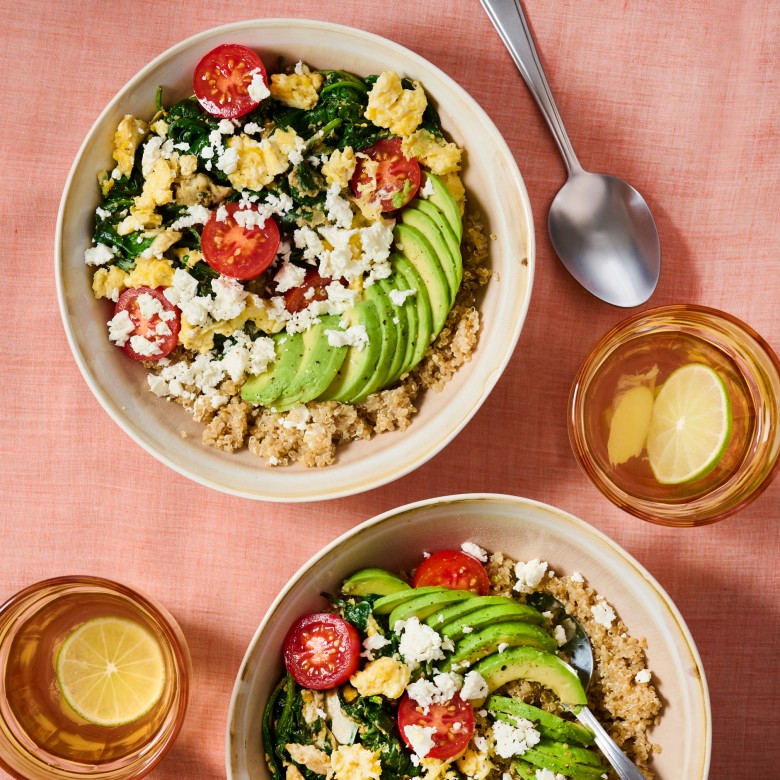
[646,363,732,484]
[607,384,656,466]
[55,617,165,726]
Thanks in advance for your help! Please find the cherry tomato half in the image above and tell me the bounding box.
[398,693,474,761]
[283,270,344,314]
[114,286,180,362]
[193,44,267,118]
[201,203,280,280]
[412,550,491,595]
[350,137,421,212]
[282,613,361,690]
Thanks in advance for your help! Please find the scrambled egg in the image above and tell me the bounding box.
[270,66,324,110]
[365,71,427,137]
[113,115,148,177]
[401,129,462,176]
[92,265,128,301]
[349,657,410,699]
[178,153,199,178]
[442,171,466,214]
[285,744,330,776]
[141,229,182,261]
[175,173,232,207]
[285,766,305,780]
[124,257,175,289]
[117,157,177,235]
[456,747,494,779]
[180,293,284,353]
[330,744,382,780]
[227,128,302,191]
[420,758,461,780]
[150,118,169,136]
[322,147,357,189]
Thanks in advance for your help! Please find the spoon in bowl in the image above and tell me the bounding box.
[526,592,648,780]
[480,0,661,307]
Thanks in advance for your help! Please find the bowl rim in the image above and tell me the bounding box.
[54,18,536,502]
[225,492,712,779]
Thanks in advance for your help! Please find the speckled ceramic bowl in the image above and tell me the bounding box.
[56,20,534,501]
[227,494,711,779]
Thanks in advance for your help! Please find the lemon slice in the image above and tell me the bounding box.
[56,617,165,726]
[646,364,732,484]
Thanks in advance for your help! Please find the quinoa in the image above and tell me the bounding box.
[152,210,490,467]
[485,553,663,780]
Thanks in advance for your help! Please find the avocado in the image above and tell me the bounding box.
[341,568,411,597]
[377,276,410,387]
[486,696,594,746]
[415,198,462,281]
[348,281,399,403]
[421,173,462,242]
[400,207,461,305]
[372,586,449,616]
[474,646,588,706]
[318,299,382,402]
[519,745,608,780]
[392,254,432,374]
[385,259,419,384]
[439,602,547,643]
[424,595,514,629]
[394,223,450,335]
[387,589,475,630]
[443,622,558,671]
[241,331,305,407]
[273,315,348,411]
[533,741,605,769]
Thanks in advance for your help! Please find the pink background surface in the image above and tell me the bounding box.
[2,1,779,777]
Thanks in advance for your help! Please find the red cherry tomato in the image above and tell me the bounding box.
[193,44,267,118]
[283,270,346,313]
[282,613,361,690]
[201,202,280,280]
[350,137,421,212]
[412,551,491,595]
[398,693,474,761]
[114,286,180,362]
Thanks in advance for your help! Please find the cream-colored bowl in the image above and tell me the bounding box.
[226,494,711,779]
[56,20,534,501]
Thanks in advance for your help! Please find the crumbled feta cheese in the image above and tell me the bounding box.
[325,183,354,229]
[325,325,368,350]
[216,145,239,175]
[171,204,211,230]
[217,118,235,135]
[273,262,307,293]
[570,571,584,583]
[283,406,311,431]
[491,718,541,758]
[84,243,115,266]
[513,559,548,593]
[459,670,488,701]
[534,769,567,780]
[461,542,488,562]
[420,176,435,198]
[95,206,111,220]
[147,374,169,396]
[215,204,228,221]
[635,669,652,684]
[591,597,617,629]
[403,724,437,760]
[388,287,416,306]
[406,672,462,713]
[461,625,473,634]
[210,275,248,321]
[248,68,270,102]
[394,617,449,670]
[497,643,509,653]
[553,625,567,647]
[107,310,135,346]
[129,334,162,358]
[136,292,165,320]
[361,632,390,661]
[473,735,489,754]
[243,121,261,134]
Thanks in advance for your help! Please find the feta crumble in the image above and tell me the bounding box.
[459,670,488,701]
[491,717,541,758]
[361,633,390,661]
[403,724,437,760]
[325,325,368,350]
[591,597,617,629]
[248,68,270,102]
[394,617,452,670]
[570,571,585,583]
[84,242,115,266]
[107,310,135,347]
[461,541,489,562]
[513,559,548,593]
[635,669,652,684]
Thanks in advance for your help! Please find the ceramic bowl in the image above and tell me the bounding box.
[56,20,534,502]
[226,494,711,779]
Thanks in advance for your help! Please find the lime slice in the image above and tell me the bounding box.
[607,384,656,466]
[646,364,732,484]
[56,617,165,726]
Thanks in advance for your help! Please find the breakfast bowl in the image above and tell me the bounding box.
[55,19,534,502]
[226,494,711,780]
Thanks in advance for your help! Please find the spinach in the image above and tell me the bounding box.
[92,221,154,269]
[166,97,220,158]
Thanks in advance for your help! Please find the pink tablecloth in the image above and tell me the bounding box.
[1,1,778,777]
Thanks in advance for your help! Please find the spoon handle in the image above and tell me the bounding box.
[479,0,581,174]
[576,706,648,780]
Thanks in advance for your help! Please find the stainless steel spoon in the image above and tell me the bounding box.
[527,592,647,780]
[480,0,661,307]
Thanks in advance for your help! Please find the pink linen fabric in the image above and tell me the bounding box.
[1,1,778,777]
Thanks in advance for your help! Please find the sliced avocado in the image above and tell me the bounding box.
[519,746,608,780]
[318,299,381,402]
[377,276,409,388]
[341,568,411,597]
[440,602,546,643]
[400,207,460,305]
[393,254,432,374]
[372,586,449,616]
[385,259,419,385]
[394,224,450,335]
[533,741,606,769]
[424,595,513,629]
[415,198,462,279]
[443,622,558,671]
[474,646,587,707]
[421,173,462,242]
[240,331,305,407]
[388,589,474,630]
[347,281,398,403]
[487,696,594,746]
[273,315,347,411]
